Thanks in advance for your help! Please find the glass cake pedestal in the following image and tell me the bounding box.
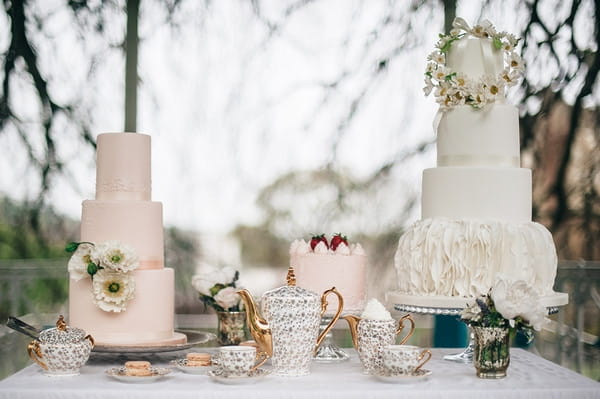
[314,310,361,363]
[387,291,569,363]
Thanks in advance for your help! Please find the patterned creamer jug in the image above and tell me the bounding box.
[237,266,343,377]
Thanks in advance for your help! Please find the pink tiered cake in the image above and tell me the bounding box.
[68,133,185,346]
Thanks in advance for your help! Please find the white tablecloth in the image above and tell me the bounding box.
[0,348,598,399]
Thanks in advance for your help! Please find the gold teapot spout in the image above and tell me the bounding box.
[237,289,273,357]
[342,315,361,350]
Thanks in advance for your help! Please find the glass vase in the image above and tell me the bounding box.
[472,326,510,379]
[216,311,247,346]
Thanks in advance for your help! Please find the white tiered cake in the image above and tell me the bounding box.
[69,133,186,346]
[390,21,567,308]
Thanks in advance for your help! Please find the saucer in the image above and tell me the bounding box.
[208,368,270,385]
[170,359,214,375]
[105,367,171,383]
[373,368,432,384]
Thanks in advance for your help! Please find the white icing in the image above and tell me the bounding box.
[335,243,350,255]
[422,167,532,222]
[289,238,366,256]
[361,299,392,320]
[446,37,504,78]
[352,243,366,256]
[95,133,152,201]
[290,239,310,255]
[313,241,329,254]
[394,218,557,298]
[436,104,520,167]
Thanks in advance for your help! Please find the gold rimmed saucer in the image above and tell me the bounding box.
[105,366,171,383]
[208,368,270,385]
[170,358,214,375]
[372,368,432,384]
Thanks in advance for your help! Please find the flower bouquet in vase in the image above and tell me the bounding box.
[192,266,246,345]
[461,277,548,379]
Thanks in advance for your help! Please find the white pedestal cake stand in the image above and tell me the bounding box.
[387,291,569,363]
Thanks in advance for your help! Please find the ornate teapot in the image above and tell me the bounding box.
[237,266,343,376]
[27,315,94,376]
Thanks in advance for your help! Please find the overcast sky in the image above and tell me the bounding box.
[0,0,544,236]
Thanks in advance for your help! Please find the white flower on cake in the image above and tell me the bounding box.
[423,17,523,110]
[92,269,135,312]
[66,240,139,312]
[67,242,94,281]
[509,53,525,71]
[91,240,139,273]
[361,298,392,320]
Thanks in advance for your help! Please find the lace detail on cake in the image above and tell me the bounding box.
[96,178,150,200]
[97,178,149,193]
[394,218,557,298]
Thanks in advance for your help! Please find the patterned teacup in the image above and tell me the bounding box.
[213,345,268,376]
[382,345,432,375]
[345,314,415,375]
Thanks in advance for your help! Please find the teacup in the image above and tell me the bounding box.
[347,315,415,375]
[382,345,432,375]
[213,345,268,376]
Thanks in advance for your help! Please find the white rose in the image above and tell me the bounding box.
[220,267,238,284]
[192,273,218,296]
[214,286,240,310]
[491,278,541,322]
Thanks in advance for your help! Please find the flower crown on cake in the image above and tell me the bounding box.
[423,17,524,110]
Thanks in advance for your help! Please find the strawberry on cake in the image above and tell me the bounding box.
[290,234,368,314]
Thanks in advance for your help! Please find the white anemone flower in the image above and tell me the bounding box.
[92,269,135,312]
[67,243,94,281]
[92,240,139,273]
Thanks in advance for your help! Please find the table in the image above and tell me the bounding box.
[0,348,598,399]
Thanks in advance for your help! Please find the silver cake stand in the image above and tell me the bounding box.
[389,292,568,364]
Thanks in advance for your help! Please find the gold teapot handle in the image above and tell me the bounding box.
[396,314,415,345]
[316,287,344,349]
[27,340,47,370]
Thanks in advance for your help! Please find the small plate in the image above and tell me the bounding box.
[105,367,171,383]
[170,359,214,375]
[372,368,432,384]
[208,368,270,385]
